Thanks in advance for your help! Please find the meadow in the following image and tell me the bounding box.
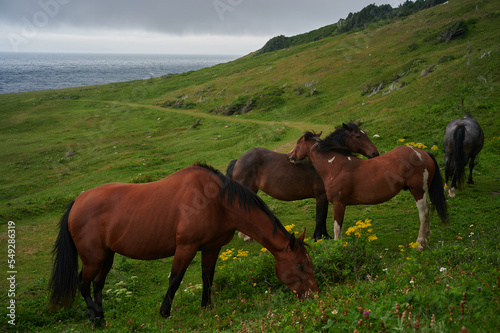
[1,0,499,331]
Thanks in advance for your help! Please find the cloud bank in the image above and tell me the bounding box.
[0,0,406,54]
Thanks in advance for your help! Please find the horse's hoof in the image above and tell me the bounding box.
[160,309,171,318]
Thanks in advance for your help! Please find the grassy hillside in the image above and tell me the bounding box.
[1,0,499,331]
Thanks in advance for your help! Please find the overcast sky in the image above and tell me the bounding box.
[0,0,407,55]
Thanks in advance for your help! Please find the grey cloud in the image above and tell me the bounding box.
[1,0,405,36]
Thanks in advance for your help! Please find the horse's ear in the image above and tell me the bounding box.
[298,228,306,241]
[317,131,322,137]
[289,233,296,250]
[342,123,352,131]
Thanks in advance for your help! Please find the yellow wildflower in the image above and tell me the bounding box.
[219,248,234,261]
[409,242,420,249]
[237,250,249,257]
[346,226,357,236]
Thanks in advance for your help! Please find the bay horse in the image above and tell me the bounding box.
[443,112,484,197]
[288,132,448,249]
[49,164,318,321]
[227,122,379,241]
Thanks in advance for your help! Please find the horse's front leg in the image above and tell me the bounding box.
[313,195,330,241]
[160,246,197,318]
[201,248,221,308]
[332,201,346,240]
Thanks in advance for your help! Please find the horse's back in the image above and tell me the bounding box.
[233,147,323,200]
[68,166,226,259]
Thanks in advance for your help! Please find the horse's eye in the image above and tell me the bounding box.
[297,264,304,271]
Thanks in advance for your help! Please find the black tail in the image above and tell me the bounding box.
[226,159,237,178]
[49,201,79,309]
[452,125,466,188]
[428,153,449,223]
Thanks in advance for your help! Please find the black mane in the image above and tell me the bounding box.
[316,126,354,156]
[193,163,294,240]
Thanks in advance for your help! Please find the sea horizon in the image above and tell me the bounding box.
[0,52,240,95]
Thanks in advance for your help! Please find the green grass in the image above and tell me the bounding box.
[1,0,499,331]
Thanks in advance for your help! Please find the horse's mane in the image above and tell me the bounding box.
[194,163,302,243]
[314,125,356,156]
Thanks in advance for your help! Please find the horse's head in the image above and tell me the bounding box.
[274,229,318,299]
[342,122,379,158]
[288,131,322,163]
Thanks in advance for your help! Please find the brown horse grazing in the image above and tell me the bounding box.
[288,132,448,249]
[227,122,379,241]
[49,164,318,321]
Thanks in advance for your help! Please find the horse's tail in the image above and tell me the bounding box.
[427,153,449,224]
[226,159,237,179]
[452,124,467,188]
[49,201,79,309]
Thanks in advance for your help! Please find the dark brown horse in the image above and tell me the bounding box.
[227,122,379,241]
[49,164,318,321]
[444,112,484,197]
[288,132,448,248]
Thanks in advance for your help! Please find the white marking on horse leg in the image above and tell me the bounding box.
[328,156,335,164]
[334,220,342,240]
[448,187,456,198]
[415,198,430,247]
[422,169,429,193]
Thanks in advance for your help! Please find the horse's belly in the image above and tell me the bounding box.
[110,228,177,260]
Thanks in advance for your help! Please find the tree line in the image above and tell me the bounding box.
[256,0,449,55]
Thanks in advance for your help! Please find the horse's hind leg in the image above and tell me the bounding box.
[78,266,101,321]
[92,251,115,319]
[414,195,430,248]
[467,155,476,184]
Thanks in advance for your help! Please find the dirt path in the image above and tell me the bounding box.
[97,100,331,133]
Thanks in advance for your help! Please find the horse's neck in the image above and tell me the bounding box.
[308,149,350,180]
[235,209,289,256]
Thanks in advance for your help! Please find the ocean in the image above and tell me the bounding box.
[0,53,239,95]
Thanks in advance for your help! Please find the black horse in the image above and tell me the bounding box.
[444,112,484,197]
